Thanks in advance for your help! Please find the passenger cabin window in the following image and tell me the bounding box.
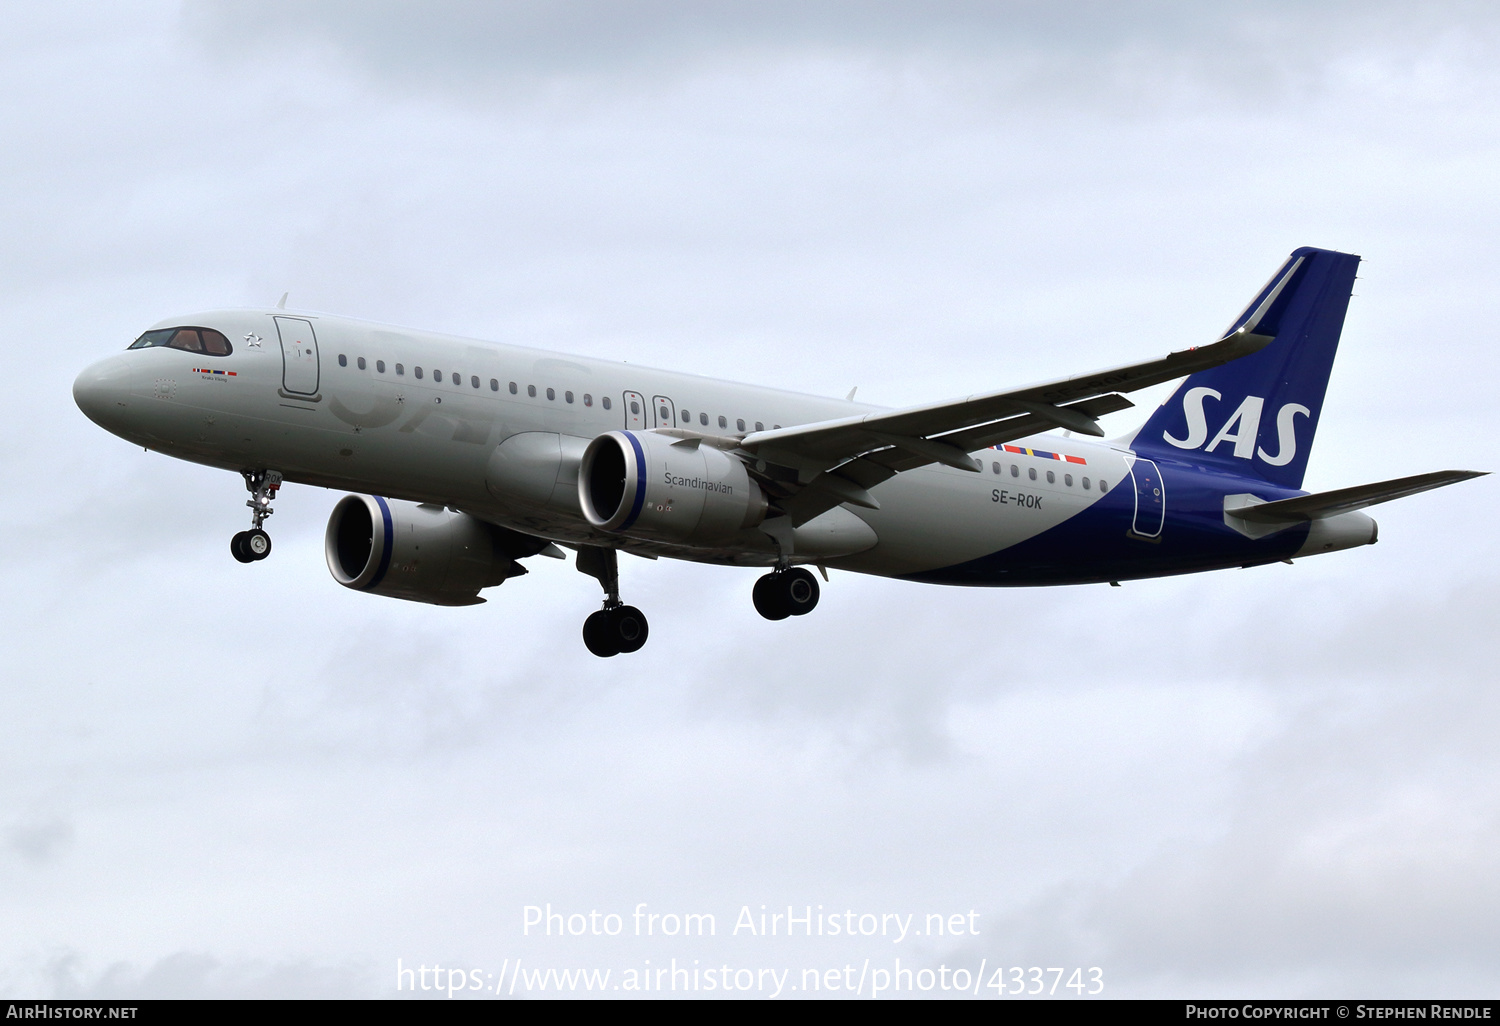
[584,394,593,407]
[1011,465,1019,477]
[528,385,536,397]
[377,360,386,373]
[129,327,232,356]
[415,367,424,379]
[566,391,574,404]
[451,372,460,385]
[471,375,480,389]
[396,363,405,375]
[358,357,367,370]
[755,422,764,432]
[490,378,498,391]
[1028,468,1037,481]
[1046,470,1055,484]
[680,409,689,421]
[718,415,727,429]
[699,412,708,426]
[338,354,347,367]
[602,396,612,410]
[737,419,746,432]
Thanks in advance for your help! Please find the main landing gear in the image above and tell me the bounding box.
[231,468,281,564]
[752,566,820,621]
[576,546,649,658]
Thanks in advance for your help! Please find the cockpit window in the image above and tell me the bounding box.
[129,329,173,350]
[128,326,233,356]
[170,328,204,352]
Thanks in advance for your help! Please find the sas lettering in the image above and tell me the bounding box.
[991,489,1042,509]
[1162,387,1309,466]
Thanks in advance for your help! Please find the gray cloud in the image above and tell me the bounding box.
[36,951,375,999]
[182,0,1500,122]
[7,818,75,868]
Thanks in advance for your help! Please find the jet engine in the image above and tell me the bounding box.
[579,430,767,545]
[325,495,520,606]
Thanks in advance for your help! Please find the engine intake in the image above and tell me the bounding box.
[579,431,767,545]
[325,495,518,606]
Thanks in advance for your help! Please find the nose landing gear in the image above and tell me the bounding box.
[231,469,281,563]
[577,546,650,657]
[753,566,820,620]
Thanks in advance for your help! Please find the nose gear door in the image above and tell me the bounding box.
[275,316,320,397]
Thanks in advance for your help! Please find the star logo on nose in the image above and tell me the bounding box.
[244,334,263,348]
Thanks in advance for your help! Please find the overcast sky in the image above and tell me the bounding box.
[2,0,1497,999]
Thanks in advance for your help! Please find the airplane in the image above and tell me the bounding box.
[73,246,1484,656]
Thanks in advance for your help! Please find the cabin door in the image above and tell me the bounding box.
[1129,456,1165,538]
[274,316,320,396]
[622,391,646,429]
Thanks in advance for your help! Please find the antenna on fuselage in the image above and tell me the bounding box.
[277,292,288,310]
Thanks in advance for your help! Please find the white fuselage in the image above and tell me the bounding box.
[76,308,1133,577]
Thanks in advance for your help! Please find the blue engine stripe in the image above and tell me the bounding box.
[618,432,648,532]
[367,495,395,589]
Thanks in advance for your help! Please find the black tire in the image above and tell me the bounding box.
[611,605,649,654]
[753,573,790,620]
[583,610,619,657]
[245,529,272,560]
[230,532,254,563]
[781,567,820,616]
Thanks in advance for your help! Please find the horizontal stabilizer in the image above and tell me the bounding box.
[1226,470,1487,523]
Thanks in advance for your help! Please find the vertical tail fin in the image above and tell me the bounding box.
[1130,246,1361,489]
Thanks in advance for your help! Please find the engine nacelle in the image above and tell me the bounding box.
[579,430,767,545]
[325,495,517,606]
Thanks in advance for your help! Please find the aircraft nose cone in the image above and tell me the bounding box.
[73,356,135,429]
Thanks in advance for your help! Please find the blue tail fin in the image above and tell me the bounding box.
[1131,246,1361,489]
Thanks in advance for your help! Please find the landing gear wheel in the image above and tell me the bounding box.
[753,573,790,621]
[611,605,649,654]
[582,606,651,657]
[230,531,254,564]
[583,610,619,658]
[754,569,821,620]
[781,567,820,616]
[244,528,272,561]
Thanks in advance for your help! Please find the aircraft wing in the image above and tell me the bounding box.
[1225,470,1488,523]
[734,251,1322,526]
[740,325,1274,525]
